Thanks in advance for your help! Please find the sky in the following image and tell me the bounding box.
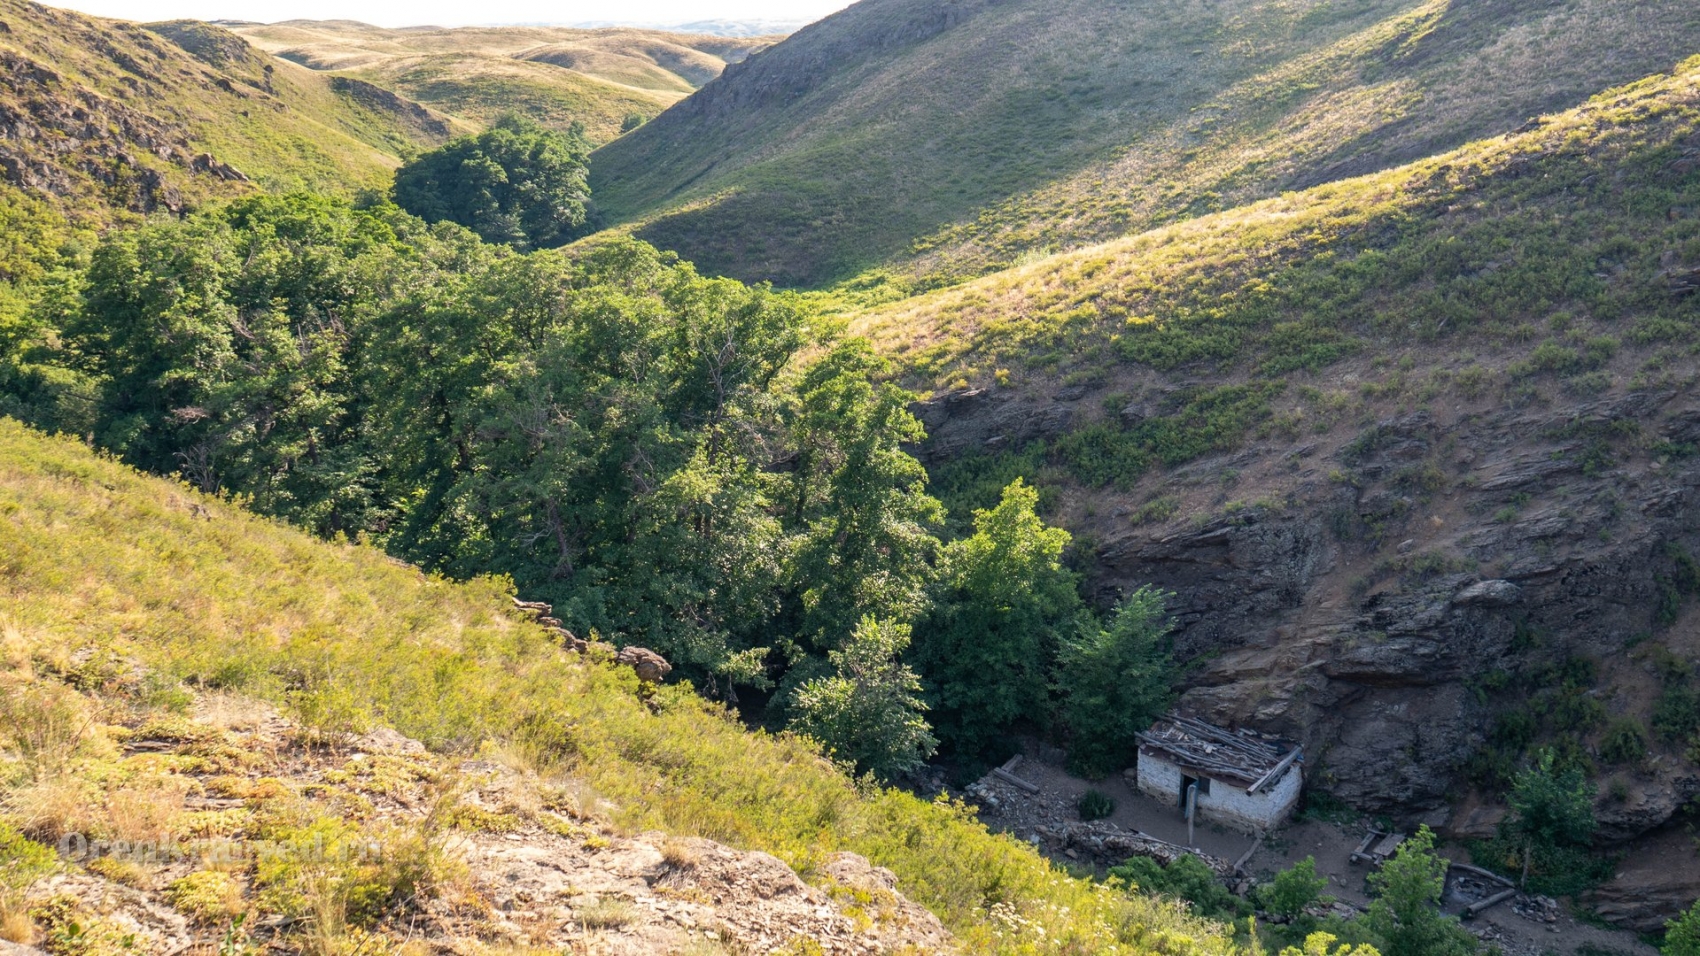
[43,0,851,28]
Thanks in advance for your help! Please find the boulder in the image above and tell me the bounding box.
[1451,579,1523,608]
[616,646,673,683]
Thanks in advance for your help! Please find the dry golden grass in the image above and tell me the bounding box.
[0,419,1240,954]
[230,21,778,143]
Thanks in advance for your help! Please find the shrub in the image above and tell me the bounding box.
[1653,684,1700,742]
[1667,899,1700,956]
[165,871,242,923]
[1600,717,1649,765]
[1108,854,1249,921]
[1077,790,1115,822]
[1259,856,1330,919]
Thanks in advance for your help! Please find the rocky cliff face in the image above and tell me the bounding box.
[915,362,1700,925]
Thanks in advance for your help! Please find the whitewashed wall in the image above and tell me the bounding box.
[1135,752,1302,833]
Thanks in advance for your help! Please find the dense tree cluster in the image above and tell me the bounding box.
[392,116,592,250]
[0,193,1172,779]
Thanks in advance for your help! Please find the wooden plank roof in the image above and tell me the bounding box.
[1136,714,1301,790]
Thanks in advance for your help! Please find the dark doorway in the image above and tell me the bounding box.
[1180,775,1199,809]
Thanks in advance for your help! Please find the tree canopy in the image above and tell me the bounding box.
[0,190,1164,785]
[392,115,591,250]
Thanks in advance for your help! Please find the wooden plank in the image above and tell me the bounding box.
[1349,830,1381,865]
[1246,746,1302,794]
[992,767,1041,794]
[1372,832,1407,858]
[1001,754,1025,773]
[1233,835,1264,876]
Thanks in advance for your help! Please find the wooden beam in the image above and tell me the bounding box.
[1246,746,1303,794]
[992,767,1041,794]
[1448,862,1515,887]
[1233,835,1264,876]
[1464,888,1517,918]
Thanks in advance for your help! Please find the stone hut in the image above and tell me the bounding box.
[1135,715,1303,833]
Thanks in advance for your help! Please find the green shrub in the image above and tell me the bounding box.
[1259,856,1330,919]
[1077,789,1116,822]
[1108,854,1250,921]
[1653,684,1700,742]
[1599,717,1649,765]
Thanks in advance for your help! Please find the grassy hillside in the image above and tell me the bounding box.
[0,0,455,231]
[832,59,1700,903]
[590,0,1700,287]
[232,21,779,143]
[0,417,1237,955]
[850,56,1700,403]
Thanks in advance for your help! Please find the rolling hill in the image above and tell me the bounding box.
[843,51,1700,928]
[229,20,779,143]
[0,0,456,238]
[590,0,1700,287]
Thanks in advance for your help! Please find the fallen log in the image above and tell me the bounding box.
[1464,888,1517,918]
[992,767,1041,794]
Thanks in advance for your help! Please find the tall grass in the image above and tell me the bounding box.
[0,419,1235,954]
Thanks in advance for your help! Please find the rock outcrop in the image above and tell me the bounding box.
[924,369,1700,929]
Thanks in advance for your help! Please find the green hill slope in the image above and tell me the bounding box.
[0,0,455,232]
[589,0,1700,287]
[231,21,778,143]
[832,58,1700,921]
[0,417,1236,954]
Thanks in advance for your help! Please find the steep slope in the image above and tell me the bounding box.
[853,57,1700,928]
[231,21,778,144]
[590,0,1700,287]
[0,418,1235,955]
[0,0,456,228]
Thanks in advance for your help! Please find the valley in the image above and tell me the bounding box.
[2,0,1700,953]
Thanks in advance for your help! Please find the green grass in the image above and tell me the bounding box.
[843,56,1700,488]
[0,418,1239,955]
[591,0,1700,287]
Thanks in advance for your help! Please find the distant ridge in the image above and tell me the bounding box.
[590,0,1700,288]
[570,18,806,37]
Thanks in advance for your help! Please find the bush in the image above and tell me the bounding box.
[1653,684,1700,742]
[1666,899,1700,956]
[1260,856,1331,919]
[1107,853,1250,921]
[1600,717,1648,765]
[1077,789,1116,822]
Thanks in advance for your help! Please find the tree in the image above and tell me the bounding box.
[1666,899,1700,956]
[1362,826,1477,956]
[392,115,590,250]
[1260,856,1332,920]
[913,478,1081,756]
[1056,587,1175,777]
[784,340,943,650]
[788,617,937,779]
[1503,747,1597,887]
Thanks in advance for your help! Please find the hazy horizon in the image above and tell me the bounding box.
[36,0,851,29]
